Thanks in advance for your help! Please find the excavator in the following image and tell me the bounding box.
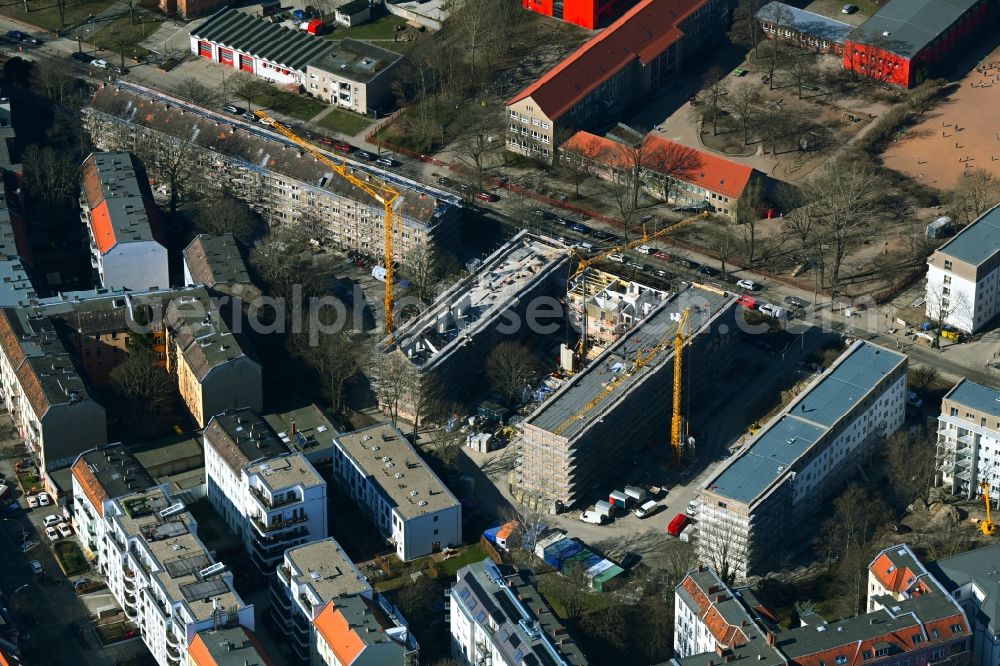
[982,482,997,536]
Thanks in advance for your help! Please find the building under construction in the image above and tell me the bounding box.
[567,268,669,352]
[517,285,738,510]
[377,231,570,419]
[82,81,460,265]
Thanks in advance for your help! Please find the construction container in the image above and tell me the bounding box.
[608,490,631,509]
[624,486,647,503]
[926,216,952,239]
[478,402,510,424]
[534,530,567,559]
[595,500,613,517]
[542,538,583,568]
[667,513,692,537]
[678,523,696,542]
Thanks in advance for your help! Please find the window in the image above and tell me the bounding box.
[433,516,439,522]
[950,624,962,634]
[718,501,727,509]
[836,656,848,665]
[912,634,922,644]
[944,260,952,270]
[862,651,872,660]
[930,629,938,639]
[943,275,951,284]
[875,646,891,657]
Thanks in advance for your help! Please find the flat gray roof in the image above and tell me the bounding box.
[848,0,982,58]
[756,2,854,43]
[284,538,370,603]
[192,8,334,73]
[944,379,1000,420]
[527,285,734,439]
[308,38,404,85]
[246,453,324,492]
[927,543,1000,635]
[192,626,273,666]
[934,203,1000,267]
[707,341,905,504]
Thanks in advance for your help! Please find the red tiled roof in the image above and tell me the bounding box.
[187,633,214,666]
[868,553,932,597]
[72,457,108,518]
[562,130,758,199]
[507,0,707,120]
[681,574,749,647]
[90,201,118,254]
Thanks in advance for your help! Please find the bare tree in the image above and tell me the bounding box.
[787,52,819,99]
[369,351,419,426]
[643,140,702,205]
[193,196,261,242]
[951,168,1000,225]
[453,100,503,190]
[291,326,367,413]
[176,77,223,107]
[911,364,939,391]
[109,350,176,436]
[726,81,760,145]
[486,342,539,406]
[925,281,970,348]
[707,219,736,274]
[131,132,200,217]
[697,515,748,586]
[229,71,269,112]
[702,66,727,135]
[402,245,443,304]
[884,430,936,509]
[727,0,766,50]
[754,39,785,90]
[21,144,78,209]
[31,59,77,106]
[736,178,764,265]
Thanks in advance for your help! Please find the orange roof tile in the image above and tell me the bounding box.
[562,130,757,199]
[314,601,365,666]
[72,456,108,518]
[187,633,214,666]
[496,520,519,541]
[507,0,706,120]
[90,201,118,254]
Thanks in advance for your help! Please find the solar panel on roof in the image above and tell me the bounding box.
[164,553,212,579]
[180,579,229,602]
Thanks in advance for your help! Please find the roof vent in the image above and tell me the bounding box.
[418,500,428,506]
[882,31,890,37]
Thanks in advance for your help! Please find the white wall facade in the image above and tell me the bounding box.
[936,414,1000,499]
[672,590,718,658]
[204,440,245,535]
[98,240,170,292]
[449,589,508,666]
[394,506,461,562]
[925,264,981,333]
[189,36,305,85]
[950,581,1000,666]
[71,475,104,558]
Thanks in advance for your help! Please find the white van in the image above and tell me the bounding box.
[580,510,608,525]
[634,500,658,518]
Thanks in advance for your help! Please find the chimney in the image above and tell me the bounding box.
[709,585,719,595]
[766,632,775,647]
[291,420,297,435]
[716,646,725,657]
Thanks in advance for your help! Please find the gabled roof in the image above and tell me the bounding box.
[562,130,758,199]
[314,600,367,666]
[81,152,165,255]
[507,0,708,120]
[192,8,335,73]
[188,626,275,666]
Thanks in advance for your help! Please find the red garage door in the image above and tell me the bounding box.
[198,41,211,58]
[218,48,233,65]
[240,54,253,72]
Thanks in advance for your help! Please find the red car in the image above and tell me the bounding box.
[653,249,672,261]
[332,141,353,153]
[476,192,499,202]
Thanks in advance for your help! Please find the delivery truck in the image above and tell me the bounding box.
[667,513,692,537]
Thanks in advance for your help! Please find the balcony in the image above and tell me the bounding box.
[276,564,291,584]
[250,512,309,535]
[248,485,300,511]
[298,594,314,613]
[164,627,183,650]
[124,603,138,619]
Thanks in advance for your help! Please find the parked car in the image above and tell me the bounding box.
[73,578,94,589]
[6,30,38,44]
[678,258,698,269]
[37,492,50,506]
[90,58,109,69]
[70,51,92,63]
[737,278,759,291]
[636,245,655,255]
[759,303,787,319]
[375,156,394,167]
[642,264,655,273]
[532,208,554,220]
[242,112,256,122]
[57,523,72,538]
[569,223,589,234]
[591,230,614,241]
[354,150,373,160]
[907,391,923,408]
[626,261,644,271]
[222,103,245,115]
[842,4,859,14]
[784,295,810,308]
[607,253,625,263]
[653,249,672,261]
[45,526,59,541]
[697,265,720,277]
[437,176,456,187]
[257,115,274,126]
[29,560,41,575]
[686,500,699,516]
[331,141,352,153]
[655,269,675,279]
[576,241,594,252]
[26,495,38,509]
[43,514,61,528]
[475,191,499,202]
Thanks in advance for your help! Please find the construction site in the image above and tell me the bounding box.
[516,284,738,510]
[377,231,570,418]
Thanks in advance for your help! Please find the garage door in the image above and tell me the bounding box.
[198,41,211,58]
[218,48,233,65]
[240,54,253,72]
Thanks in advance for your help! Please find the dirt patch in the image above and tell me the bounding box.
[881,48,1000,189]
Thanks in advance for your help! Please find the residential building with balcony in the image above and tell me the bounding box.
[99,486,254,666]
[925,204,1000,333]
[696,341,907,581]
[449,559,589,666]
[204,409,327,574]
[187,625,275,666]
[71,444,156,559]
[935,379,1000,502]
[80,152,169,292]
[305,39,404,113]
[314,594,418,666]
[271,538,372,664]
[674,548,971,666]
[331,423,461,561]
[165,288,262,427]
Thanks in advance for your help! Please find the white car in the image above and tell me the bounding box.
[737,278,759,291]
[26,495,38,509]
[759,303,787,319]
[45,526,60,541]
[607,253,625,263]
[42,514,61,528]
[57,522,72,538]
[90,58,109,69]
[907,391,923,408]
[29,560,42,575]
[636,245,654,255]
[37,492,50,506]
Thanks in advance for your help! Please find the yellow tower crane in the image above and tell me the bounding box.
[255,111,403,335]
[982,482,997,536]
[671,308,691,466]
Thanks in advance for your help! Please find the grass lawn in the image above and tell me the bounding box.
[537,573,612,619]
[16,471,40,494]
[317,108,371,137]
[254,88,327,121]
[54,540,90,576]
[0,0,118,34]
[438,543,486,578]
[325,13,407,41]
[92,14,155,60]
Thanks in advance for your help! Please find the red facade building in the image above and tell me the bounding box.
[521,0,636,29]
[842,0,990,88]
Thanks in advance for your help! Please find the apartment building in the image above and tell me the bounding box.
[674,551,971,666]
[521,0,636,29]
[449,559,589,666]
[506,0,732,161]
[567,268,668,349]
[306,38,404,113]
[263,404,340,467]
[165,289,262,427]
[0,191,35,308]
[84,82,460,267]
[377,231,569,419]
[203,409,327,574]
[755,2,853,55]
[696,341,907,581]
[314,595,418,666]
[518,285,737,509]
[98,486,255,666]
[330,423,461,561]
[191,8,335,87]
[559,130,764,218]
[936,379,1000,501]
[926,543,1000,666]
[187,625,275,666]
[183,234,260,302]
[80,152,169,292]
[71,444,157,558]
[0,307,107,485]
[271,538,372,663]
[925,204,1000,334]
